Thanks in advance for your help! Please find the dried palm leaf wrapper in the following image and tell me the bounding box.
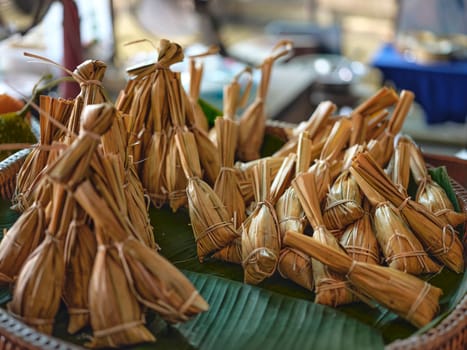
[165,128,189,212]
[90,150,155,247]
[408,139,466,227]
[8,184,73,334]
[212,236,243,264]
[87,232,155,349]
[0,182,50,284]
[223,67,253,121]
[365,110,389,142]
[389,135,412,191]
[374,90,414,167]
[283,231,442,328]
[350,152,464,273]
[208,67,254,145]
[321,143,365,230]
[374,201,440,274]
[242,158,283,284]
[64,59,109,143]
[276,132,311,236]
[293,172,355,306]
[175,130,238,261]
[46,103,115,188]
[116,39,184,207]
[187,45,219,131]
[340,201,380,265]
[74,180,208,326]
[275,139,313,291]
[352,86,399,120]
[235,156,285,205]
[63,208,96,334]
[214,117,245,228]
[308,118,352,202]
[322,169,364,231]
[237,40,293,161]
[188,116,220,186]
[14,96,74,210]
[124,157,156,248]
[348,87,398,147]
[274,101,336,157]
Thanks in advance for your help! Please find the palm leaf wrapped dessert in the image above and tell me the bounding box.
[276,132,313,291]
[293,172,356,306]
[175,129,238,261]
[283,231,443,328]
[350,152,464,273]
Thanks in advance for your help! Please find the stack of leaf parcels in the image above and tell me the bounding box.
[0,36,465,347]
[1,53,209,348]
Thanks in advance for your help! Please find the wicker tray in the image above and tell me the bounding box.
[0,122,465,350]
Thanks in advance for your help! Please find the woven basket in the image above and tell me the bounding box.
[0,121,465,350]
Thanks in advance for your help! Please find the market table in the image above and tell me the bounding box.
[371,43,467,124]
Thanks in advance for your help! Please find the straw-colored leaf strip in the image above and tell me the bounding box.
[276,186,306,237]
[124,158,157,249]
[376,90,414,166]
[74,180,128,242]
[365,110,389,141]
[312,226,356,306]
[142,131,168,208]
[275,101,335,158]
[323,170,364,230]
[188,56,210,131]
[7,234,64,335]
[307,159,341,203]
[283,231,442,328]
[295,131,313,174]
[352,87,399,118]
[192,126,220,185]
[237,41,293,161]
[187,177,239,261]
[349,112,365,146]
[292,172,324,229]
[235,156,285,204]
[350,152,464,273]
[14,96,74,210]
[0,186,48,284]
[223,66,253,120]
[242,160,281,284]
[87,240,155,348]
[101,111,128,158]
[63,210,96,334]
[373,202,440,274]
[212,237,243,264]
[237,98,265,161]
[46,103,115,187]
[319,118,352,162]
[407,138,428,184]
[119,238,209,323]
[391,136,412,190]
[166,131,188,212]
[278,246,314,291]
[214,118,245,228]
[270,154,296,204]
[340,203,380,265]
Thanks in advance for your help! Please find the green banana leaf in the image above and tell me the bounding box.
[0,141,465,349]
